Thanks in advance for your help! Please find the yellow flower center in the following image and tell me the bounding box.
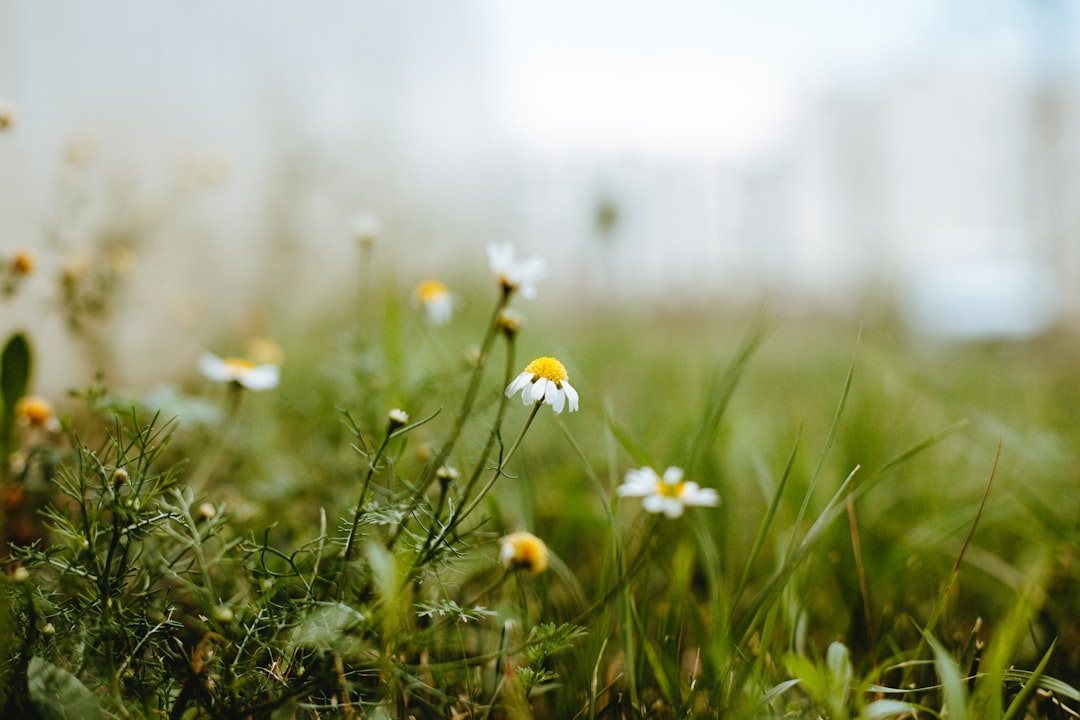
[224,357,256,372]
[525,356,568,384]
[11,250,34,276]
[502,532,549,574]
[17,396,55,427]
[658,481,687,499]
[415,279,449,303]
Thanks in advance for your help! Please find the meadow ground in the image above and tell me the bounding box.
[2,252,1080,718]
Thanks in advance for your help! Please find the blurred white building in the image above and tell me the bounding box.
[507,21,1080,337]
[2,0,1079,398]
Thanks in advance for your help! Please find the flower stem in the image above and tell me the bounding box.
[411,400,542,573]
[458,400,542,523]
[389,294,508,551]
[338,428,395,597]
[419,293,506,492]
[410,332,516,568]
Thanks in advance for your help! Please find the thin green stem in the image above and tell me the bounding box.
[412,333,517,560]
[413,401,543,572]
[457,400,542,521]
[420,293,508,491]
[338,427,396,596]
[571,513,660,626]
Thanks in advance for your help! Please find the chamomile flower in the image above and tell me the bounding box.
[499,531,549,575]
[16,396,61,433]
[487,243,546,299]
[616,466,719,519]
[505,356,579,414]
[352,212,381,246]
[199,353,280,391]
[2,248,35,295]
[496,308,525,339]
[413,279,455,325]
[387,408,409,431]
[10,248,34,277]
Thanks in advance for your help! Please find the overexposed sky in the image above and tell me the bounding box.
[482,0,1062,159]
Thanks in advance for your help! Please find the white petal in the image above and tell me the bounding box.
[506,372,530,398]
[499,540,515,566]
[662,467,684,485]
[616,481,650,497]
[625,467,660,486]
[685,487,720,507]
[642,495,667,514]
[198,353,231,381]
[562,382,579,412]
[663,499,686,518]
[487,243,512,274]
[529,378,548,403]
[241,364,280,391]
[549,386,565,413]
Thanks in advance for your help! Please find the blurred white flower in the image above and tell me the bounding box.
[413,279,455,325]
[487,243,546,299]
[499,531,549,575]
[199,353,280,391]
[16,395,61,433]
[505,356,579,414]
[616,466,718,519]
[352,212,381,246]
[387,408,409,431]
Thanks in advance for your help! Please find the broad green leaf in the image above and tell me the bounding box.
[0,333,30,412]
[27,656,105,720]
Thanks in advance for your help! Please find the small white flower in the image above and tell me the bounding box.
[387,408,409,431]
[487,243,546,299]
[199,353,280,391]
[352,212,381,245]
[505,356,579,414]
[16,395,61,433]
[413,279,455,325]
[616,466,719,519]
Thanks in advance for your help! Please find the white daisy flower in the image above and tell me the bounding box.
[499,531,549,575]
[199,353,280,391]
[413,279,455,325]
[616,466,719,519]
[505,356,579,414]
[487,243,546,299]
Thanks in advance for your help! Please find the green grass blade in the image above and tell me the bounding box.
[1001,638,1056,720]
[730,423,802,629]
[686,311,774,473]
[928,634,969,720]
[785,324,860,557]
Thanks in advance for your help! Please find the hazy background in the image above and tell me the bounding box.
[2,0,1080,391]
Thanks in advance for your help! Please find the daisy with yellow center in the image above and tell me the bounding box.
[487,242,546,299]
[616,466,719,519]
[199,353,280,391]
[505,356,579,414]
[10,248,34,277]
[15,395,61,432]
[499,531,549,575]
[413,279,455,325]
